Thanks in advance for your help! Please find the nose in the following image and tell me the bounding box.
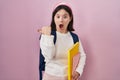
[60,17,63,22]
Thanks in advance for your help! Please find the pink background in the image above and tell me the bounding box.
[0,0,120,80]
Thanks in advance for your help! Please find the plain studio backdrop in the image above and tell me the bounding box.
[0,0,120,80]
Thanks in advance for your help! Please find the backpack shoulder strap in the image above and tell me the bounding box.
[51,31,57,44]
[70,32,79,44]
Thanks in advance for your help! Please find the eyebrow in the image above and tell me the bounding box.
[56,13,69,16]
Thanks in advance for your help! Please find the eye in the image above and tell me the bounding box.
[63,15,67,19]
[56,15,60,18]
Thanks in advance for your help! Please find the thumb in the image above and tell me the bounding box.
[37,29,42,33]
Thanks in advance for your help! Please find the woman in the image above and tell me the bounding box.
[38,3,86,80]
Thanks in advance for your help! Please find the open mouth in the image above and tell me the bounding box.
[59,24,64,29]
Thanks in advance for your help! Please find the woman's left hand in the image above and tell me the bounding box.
[72,71,80,80]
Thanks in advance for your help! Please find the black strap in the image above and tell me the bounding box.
[51,31,57,44]
[70,32,79,43]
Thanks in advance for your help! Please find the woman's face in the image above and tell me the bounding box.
[54,9,71,33]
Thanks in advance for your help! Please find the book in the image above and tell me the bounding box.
[68,42,80,80]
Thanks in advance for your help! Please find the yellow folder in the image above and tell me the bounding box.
[68,42,80,80]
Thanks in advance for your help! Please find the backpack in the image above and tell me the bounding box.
[39,31,79,80]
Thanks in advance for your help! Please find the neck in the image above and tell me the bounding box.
[57,30,68,34]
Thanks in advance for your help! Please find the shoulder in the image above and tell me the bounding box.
[70,32,78,38]
[70,32,79,43]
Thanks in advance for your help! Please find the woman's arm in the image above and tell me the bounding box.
[40,34,55,62]
[76,40,86,76]
[39,26,56,62]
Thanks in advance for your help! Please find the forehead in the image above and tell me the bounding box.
[55,9,69,15]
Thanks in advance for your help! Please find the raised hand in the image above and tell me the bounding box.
[38,26,51,35]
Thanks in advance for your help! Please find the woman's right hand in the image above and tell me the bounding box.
[38,26,51,35]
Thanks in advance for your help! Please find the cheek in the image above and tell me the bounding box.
[54,21,58,26]
[65,20,71,25]
[54,17,58,23]
[66,18,71,23]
